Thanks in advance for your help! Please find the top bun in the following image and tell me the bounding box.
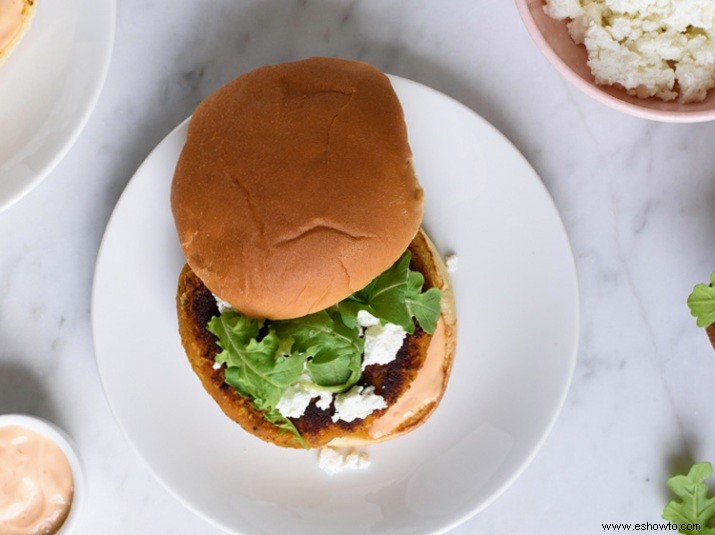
[171,57,423,319]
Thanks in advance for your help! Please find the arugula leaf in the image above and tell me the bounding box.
[206,311,308,448]
[207,312,307,445]
[405,270,442,334]
[274,310,363,392]
[662,462,715,535]
[688,273,715,328]
[209,312,306,407]
[337,298,365,330]
[338,251,442,334]
[253,399,308,449]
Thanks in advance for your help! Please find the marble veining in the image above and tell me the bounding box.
[1,1,715,534]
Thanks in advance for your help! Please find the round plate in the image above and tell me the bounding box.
[92,76,579,535]
[0,0,115,213]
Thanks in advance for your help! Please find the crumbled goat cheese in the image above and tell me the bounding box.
[213,294,234,313]
[362,322,407,369]
[318,446,371,476]
[545,0,715,103]
[356,310,380,328]
[212,361,222,370]
[314,389,333,410]
[276,379,333,419]
[332,385,387,423]
[445,253,459,273]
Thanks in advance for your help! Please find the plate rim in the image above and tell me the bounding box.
[92,74,580,535]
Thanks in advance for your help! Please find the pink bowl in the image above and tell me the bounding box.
[516,0,715,123]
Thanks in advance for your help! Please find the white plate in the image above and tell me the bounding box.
[0,0,115,213]
[92,76,579,535]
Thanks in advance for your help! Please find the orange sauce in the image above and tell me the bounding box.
[0,426,74,535]
[370,318,446,439]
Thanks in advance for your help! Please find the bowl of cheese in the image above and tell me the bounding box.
[516,0,715,122]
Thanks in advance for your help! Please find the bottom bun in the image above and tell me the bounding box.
[176,228,457,448]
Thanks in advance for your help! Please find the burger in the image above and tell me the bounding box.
[171,57,457,449]
[0,0,35,64]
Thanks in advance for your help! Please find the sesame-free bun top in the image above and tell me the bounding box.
[171,57,423,319]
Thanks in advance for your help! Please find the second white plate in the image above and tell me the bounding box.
[93,75,579,535]
[0,0,115,212]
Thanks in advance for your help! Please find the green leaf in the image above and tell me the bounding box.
[209,312,261,361]
[689,275,715,328]
[207,312,306,408]
[662,462,715,535]
[207,312,309,445]
[254,400,308,449]
[357,253,415,330]
[338,251,442,334]
[405,270,442,334]
[337,299,363,330]
[307,352,361,392]
[274,310,363,392]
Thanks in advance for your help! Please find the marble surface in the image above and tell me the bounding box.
[1,1,714,533]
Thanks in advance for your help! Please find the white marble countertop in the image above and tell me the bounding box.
[2,1,715,533]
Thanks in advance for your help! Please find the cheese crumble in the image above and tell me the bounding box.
[445,253,459,273]
[544,0,715,103]
[356,310,380,328]
[332,385,387,423]
[362,321,407,369]
[213,293,234,314]
[318,447,371,476]
[275,377,333,418]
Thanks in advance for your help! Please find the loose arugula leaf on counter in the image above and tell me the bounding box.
[662,462,715,535]
[688,273,715,328]
[274,309,363,392]
[338,251,442,334]
[207,311,307,443]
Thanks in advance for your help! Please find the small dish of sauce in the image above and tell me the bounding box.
[0,416,83,535]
